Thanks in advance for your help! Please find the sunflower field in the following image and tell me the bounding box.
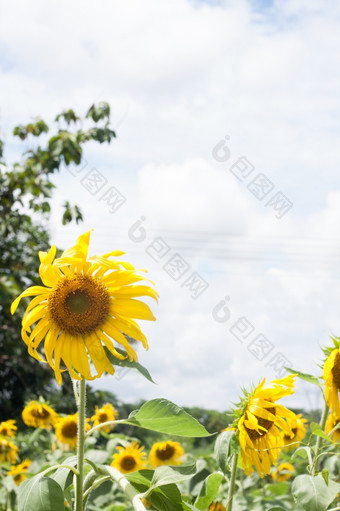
[1,229,340,511]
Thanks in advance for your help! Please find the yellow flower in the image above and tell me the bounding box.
[272,462,294,482]
[232,375,296,478]
[208,503,226,511]
[8,459,32,485]
[149,440,184,468]
[323,346,340,415]
[282,413,307,450]
[0,438,19,464]
[22,401,59,428]
[0,420,17,438]
[325,412,340,443]
[91,403,118,432]
[54,413,90,449]
[11,230,158,385]
[111,441,147,473]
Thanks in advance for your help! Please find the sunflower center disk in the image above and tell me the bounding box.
[331,353,340,389]
[245,406,276,441]
[65,290,91,314]
[48,274,110,336]
[31,408,50,419]
[62,422,78,439]
[156,444,175,460]
[122,456,136,470]
[98,413,108,422]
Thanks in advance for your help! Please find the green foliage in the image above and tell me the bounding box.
[292,474,339,511]
[120,399,212,437]
[193,472,223,511]
[18,477,65,511]
[214,430,240,473]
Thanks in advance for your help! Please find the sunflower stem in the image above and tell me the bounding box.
[75,378,86,511]
[312,401,329,475]
[72,377,80,407]
[226,453,238,511]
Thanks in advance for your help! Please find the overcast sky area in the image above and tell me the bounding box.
[1,0,340,412]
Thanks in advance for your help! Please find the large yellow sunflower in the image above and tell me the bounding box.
[272,461,294,482]
[22,401,59,428]
[230,375,296,478]
[8,459,32,486]
[323,346,340,415]
[325,412,340,443]
[11,230,158,385]
[54,413,90,449]
[0,438,19,464]
[0,420,17,438]
[282,413,307,450]
[90,402,118,432]
[149,440,184,468]
[111,441,147,473]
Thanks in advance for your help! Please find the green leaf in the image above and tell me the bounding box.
[285,368,322,388]
[104,347,155,383]
[292,446,311,461]
[265,482,289,496]
[50,467,73,492]
[321,469,329,486]
[150,463,197,489]
[85,449,110,464]
[194,472,224,511]
[119,399,212,437]
[214,430,240,473]
[18,477,65,511]
[292,474,340,511]
[310,422,331,442]
[148,484,183,511]
[126,470,183,511]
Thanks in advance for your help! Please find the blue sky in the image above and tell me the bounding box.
[1,0,340,411]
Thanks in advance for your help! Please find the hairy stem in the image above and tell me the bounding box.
[312,401,329,475]
[226,454,238,511]
[75,379,86,511]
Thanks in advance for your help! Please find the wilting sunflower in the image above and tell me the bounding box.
[11,230,158,385]
[272,461,294,482]
[54,413,90,449]
[111,441,147,473]
[282,413,307,450]
[149,440,184,468]
[8,459,32,485]
[90,402,118,432]
[0,438,19,464]
[208,503,226,511]
[22,400,59,428]
[0,420,17,438]
[325,412,340,443]
[323,341,340,415]
[229,375,296,478]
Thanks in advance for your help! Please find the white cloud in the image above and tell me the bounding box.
[1,0,340,412]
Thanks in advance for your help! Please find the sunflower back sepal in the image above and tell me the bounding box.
[214,430,240,474]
